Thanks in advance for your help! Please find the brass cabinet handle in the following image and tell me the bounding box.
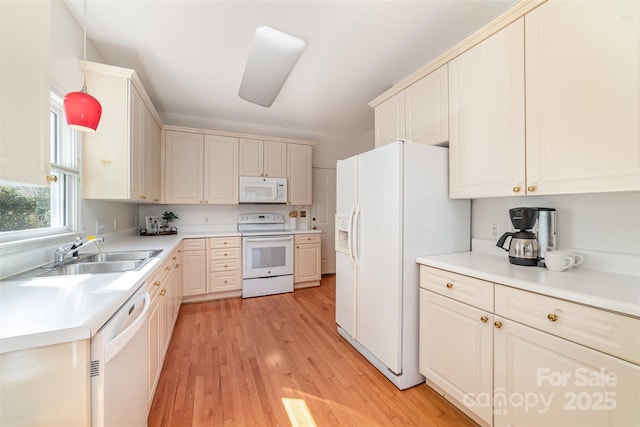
[160,288,167,296]
[224,280,228,284]
[172,256,177,260]
[494,321,503,329]
[140,195,147,200]
[446,282,453,289]
[224,264,228,268]
[175,263,180,269]
[46,175,58,183]
[224,253,228,256]
[153,280,160,287]
[165,266,171,271]
[512,186,521,193]
[547,313,558,322]
[480,316,489,323]
[307,237,311,240]
[527,185,537,192]
[296,245,300,249]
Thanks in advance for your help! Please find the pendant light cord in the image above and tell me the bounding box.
[82,0,88,92]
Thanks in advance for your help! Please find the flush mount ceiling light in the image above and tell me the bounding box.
[63,0,102,132]
[238,26,306,108]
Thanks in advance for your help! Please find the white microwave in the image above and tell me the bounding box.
[239,176,287,204]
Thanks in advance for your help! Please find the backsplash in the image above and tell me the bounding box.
[138,204,311,233]
[471,191,640,276]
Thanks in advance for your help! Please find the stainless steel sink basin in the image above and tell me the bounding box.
[40,260,144,277]
[78,250,162,263]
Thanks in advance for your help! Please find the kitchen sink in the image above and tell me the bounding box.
[39,260,145,277]
[78,250,162,263]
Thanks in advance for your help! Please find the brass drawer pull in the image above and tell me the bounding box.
[512,186,521,193]
[153,280,160,287]
[547,313,558,322]
[527,185,537,192]
[160,289,167,296]
[480,316,489,323]
[446,282,453,289]
[494,321,503,329]
[165,266,171,271]
[175,263,180,269]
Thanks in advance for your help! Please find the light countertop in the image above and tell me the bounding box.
[416,251,640,318]
[0,229,242,354]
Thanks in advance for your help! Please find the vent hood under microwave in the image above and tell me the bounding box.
[239,176,287,204]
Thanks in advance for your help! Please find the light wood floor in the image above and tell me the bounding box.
[148,275,475,426]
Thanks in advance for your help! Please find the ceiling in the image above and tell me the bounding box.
[64,0,518,141]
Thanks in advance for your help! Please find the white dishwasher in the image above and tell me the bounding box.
[91,282,150,427]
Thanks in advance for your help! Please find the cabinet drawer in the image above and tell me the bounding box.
[208,236,241,249]
[294,233,321,244]
[210,247,241,260]
[182,238,206,251]
[209,270,242,292]
[495,284,640,365]
[420,266,494,312]
[210,259,240,272]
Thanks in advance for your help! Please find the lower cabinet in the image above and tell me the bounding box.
[147,245,182,411]
[418,265,640,427]
[293,233,321,288]
[182,239,207,296]
[208,236,242,294]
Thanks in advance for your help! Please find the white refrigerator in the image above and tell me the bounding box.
[335,141,470,390]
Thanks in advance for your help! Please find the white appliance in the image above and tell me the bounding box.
[91,282,150,426]
[239,176,287,204]
[239,213,294,298]
[335,140,470,390]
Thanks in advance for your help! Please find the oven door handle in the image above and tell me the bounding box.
[244,236,293,243]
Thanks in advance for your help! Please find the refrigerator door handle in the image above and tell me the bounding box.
[347,203,355,263]
[352,203,361,266]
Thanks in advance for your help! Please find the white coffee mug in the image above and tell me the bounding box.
[545,250,574,271]
[557,249,584,268]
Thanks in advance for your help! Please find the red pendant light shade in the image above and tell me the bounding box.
[63,87,102,132]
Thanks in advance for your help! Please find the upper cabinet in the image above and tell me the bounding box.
[287,143,313,205]
[374,64,449,148]
[82,61,162,202]
[239,139,287,177]
[524,0,640,195]
[449,19,525,199]
[0,0,51,186]
[164,130,238,204]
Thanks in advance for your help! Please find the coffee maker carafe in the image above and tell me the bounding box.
[496,207,539,266]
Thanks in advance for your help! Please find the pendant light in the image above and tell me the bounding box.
[63,0,102,132]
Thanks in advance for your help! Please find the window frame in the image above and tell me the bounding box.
[0,92,81,243]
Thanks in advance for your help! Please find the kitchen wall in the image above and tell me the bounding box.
[138,203,312,233]
[472,191,640,276]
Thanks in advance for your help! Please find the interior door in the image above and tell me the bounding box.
[357,142,403,374]
[311,167,336,274]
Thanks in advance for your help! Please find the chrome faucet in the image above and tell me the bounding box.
[53,236,104,266]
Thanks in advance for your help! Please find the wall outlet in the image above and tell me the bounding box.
[95,219,105,235]
[490,223,500,237]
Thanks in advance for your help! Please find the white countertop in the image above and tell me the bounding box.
[416,252,640,318]
[0,230,241,354]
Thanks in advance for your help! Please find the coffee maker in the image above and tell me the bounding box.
[496,207,539,266]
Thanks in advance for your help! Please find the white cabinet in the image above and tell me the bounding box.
[82,61,162,202]
[419,266,494,426]
[294,233,321,288]
[239,138,287,177]
[374,64,449,148]
[164,130,238,204]
[449,1,640,199]
[146,270,162,410]
[493,316,640,427]
[0,0,50,186]
[287,143,313,205]
[449,18,525,199]
[524,0,640,195]
[374,92,405,147]
[181,239,207,297]
[419,265,640,426]
[208,236,242,294]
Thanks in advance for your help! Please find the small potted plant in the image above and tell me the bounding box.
[161,211,179,233]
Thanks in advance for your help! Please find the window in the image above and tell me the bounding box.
[0,93,80,241]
